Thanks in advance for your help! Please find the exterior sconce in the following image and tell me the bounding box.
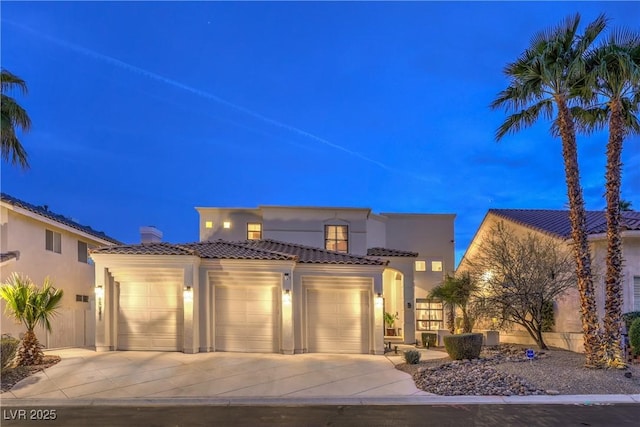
[95,286,104,321]
[183,286,193,302]
[375,293,383,308]
[284,273,290,281]
[283,289,291,304]
[407,302,412,309]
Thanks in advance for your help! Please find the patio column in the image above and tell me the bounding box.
[94,265,112,352]
[373,274,384,355]
[281,270,294,354]
[183,262,199,354]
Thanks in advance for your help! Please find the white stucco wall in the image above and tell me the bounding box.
[0,204,116,348]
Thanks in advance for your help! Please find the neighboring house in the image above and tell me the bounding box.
[459,209,640,351]
[90,205,455,355]
[0,193,121,348]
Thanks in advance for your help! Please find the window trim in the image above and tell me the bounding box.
[324,224,349,253]
[247,223,262,240]
[45,229,62,254]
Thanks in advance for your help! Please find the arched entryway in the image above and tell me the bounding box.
[382,269,404,339]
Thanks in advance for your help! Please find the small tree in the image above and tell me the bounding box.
[467,222,576,350]
[429,272,479,333]
[0,273,63,365]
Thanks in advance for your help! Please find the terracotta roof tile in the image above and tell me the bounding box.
[1,193,121,244]
[240,239,387,265]
[489,209,640,238]
[91,242,197,256]
[367,247,418,257]
[181,241,296,261]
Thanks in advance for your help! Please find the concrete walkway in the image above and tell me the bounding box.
[1,348,639,406]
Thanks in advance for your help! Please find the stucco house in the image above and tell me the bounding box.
[0,193,121,348]
[458,209,640,351]
[90,206,455,354]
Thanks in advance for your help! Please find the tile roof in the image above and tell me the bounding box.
[489,209,640,238]
[367,247,418,257]
[181,241,297,261]
[91,242,197,256]
[1,193,121,244]
[241,239,387,265]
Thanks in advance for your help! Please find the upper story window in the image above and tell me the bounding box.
[78,241,88,263]
[415,261,426,271]
[325,225,348,253]
[247,223,262,240]
[45,229,61,254]
[431,261,443,272]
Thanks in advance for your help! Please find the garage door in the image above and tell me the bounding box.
[215,285,279,353]
[307,288,370,354]
[118,282,183,351]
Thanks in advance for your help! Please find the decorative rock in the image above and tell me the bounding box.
[546,389,560,395]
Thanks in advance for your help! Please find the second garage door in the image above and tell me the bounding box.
[306,287,370,354]
[215,285,279,353]
[118,282,183,351]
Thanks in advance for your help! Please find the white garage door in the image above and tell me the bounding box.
[215,285,279,353]
[118,282,183,351]
[307,288,370,354]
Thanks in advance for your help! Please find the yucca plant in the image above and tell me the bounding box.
[0,273,63,365]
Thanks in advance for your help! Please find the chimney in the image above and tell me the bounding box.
[140,226,163,243]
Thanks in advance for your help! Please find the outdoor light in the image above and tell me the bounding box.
[284,273,290,281]
[95,286,104,321]
[283,289,292,304]
[183,286,193,302]
[375,293,383,308]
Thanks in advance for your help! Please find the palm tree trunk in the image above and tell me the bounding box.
[17,329,44,366]
[603,98,625,368]
[555,95,603,368]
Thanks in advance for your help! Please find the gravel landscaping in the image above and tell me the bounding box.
[1,355,61,393]
[396,344,640,396]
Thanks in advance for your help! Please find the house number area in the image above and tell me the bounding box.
[3,409,57,421]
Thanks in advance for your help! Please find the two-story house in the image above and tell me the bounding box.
[90,205,455,355]
[0,193,120,349]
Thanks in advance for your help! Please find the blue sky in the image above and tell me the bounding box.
[1,1,639,266]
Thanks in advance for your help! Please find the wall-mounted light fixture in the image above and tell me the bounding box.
[283,289,292,304]
[375,292,383,308]
[183,286,193,302]
[95,285,104,321]
[284,273,290,281]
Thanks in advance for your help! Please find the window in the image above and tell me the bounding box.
[223,221,231,229]
[431,261,443,272]
[76,294,89,303]
[78,241,88,263]
[634,276,640,311]
[416,298,444,331]
[325,225,348,252]
[247,223,262,240]
[45,229,61,253]
[415,261,426,271]
[205,221,213,229]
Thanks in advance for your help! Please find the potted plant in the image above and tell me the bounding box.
[384,312,398,336]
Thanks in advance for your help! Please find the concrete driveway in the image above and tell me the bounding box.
[1,348,434,400]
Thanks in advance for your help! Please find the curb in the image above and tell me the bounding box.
[2,395,640,407]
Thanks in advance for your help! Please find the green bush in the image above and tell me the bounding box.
[1,336,20,371]
[421,333,437,348]
[443,333,483,360]
[403,350,421,364]
[629,318,640,357]
[623,311,640,332]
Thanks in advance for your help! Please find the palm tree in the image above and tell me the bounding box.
[0,273,63,366]
[490,13,607,367]
[429,272,478,333]
[575,31,640,368]
[619,200,633,211]
[1,69,31,169]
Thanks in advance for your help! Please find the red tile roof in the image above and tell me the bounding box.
[367,247,418,257]
[241,239,387,265]
[1,193,121,244]
[91,239,385,265]
[489,209,640,238]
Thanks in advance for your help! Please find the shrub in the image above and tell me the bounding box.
[443,333,483,360]
[623,312,640,332]
[629,318,640,357]
[403,350,421,364]
[1,336,20,371]
[421,332,437,348]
